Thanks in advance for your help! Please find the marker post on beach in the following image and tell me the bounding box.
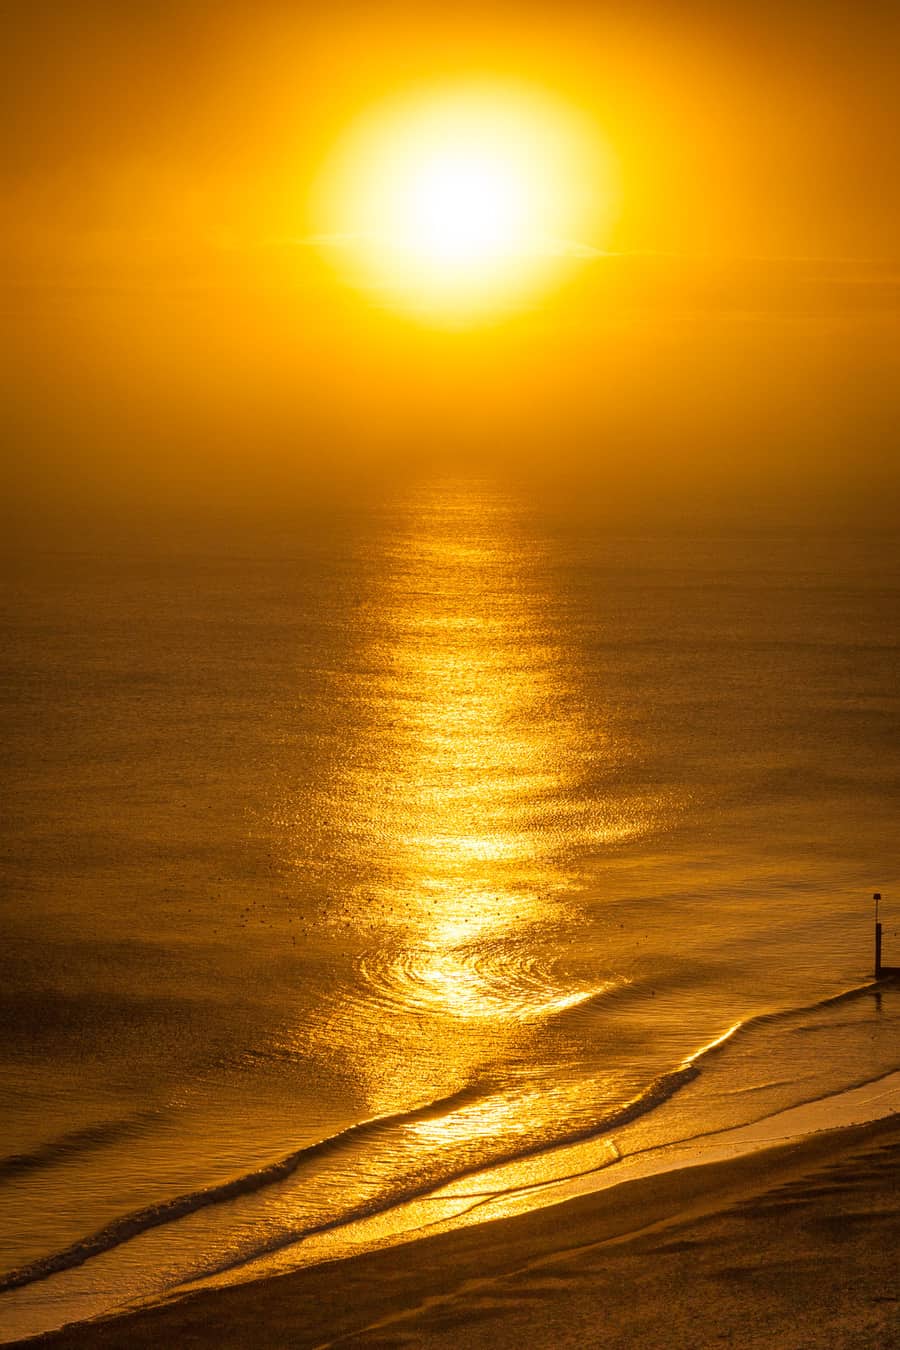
[874,893,882,978]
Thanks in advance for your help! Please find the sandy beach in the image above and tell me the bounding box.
[13,1112,899,1350]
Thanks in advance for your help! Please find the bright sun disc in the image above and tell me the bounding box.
[315,82,616,319]
[400,147,530,267]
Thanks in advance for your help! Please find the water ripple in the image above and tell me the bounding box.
[357,939,617,1021]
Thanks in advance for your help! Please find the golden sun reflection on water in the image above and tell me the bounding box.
[367,491,636,900]
[286,484,653,1117]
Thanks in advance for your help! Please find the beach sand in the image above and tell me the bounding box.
[13,1114,900,1350]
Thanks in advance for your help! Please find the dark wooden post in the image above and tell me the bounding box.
[874,892,882,978]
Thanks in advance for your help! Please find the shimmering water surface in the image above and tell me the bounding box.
[2,481,899,1339]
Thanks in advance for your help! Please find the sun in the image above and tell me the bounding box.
[314,82,616,319]
[397,144,531,269]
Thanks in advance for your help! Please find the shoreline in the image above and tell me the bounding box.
[10,1100,900,1349]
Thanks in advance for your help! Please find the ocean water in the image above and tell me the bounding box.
[1,480,899,1340]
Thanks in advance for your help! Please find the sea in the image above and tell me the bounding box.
[2,478,899,1341]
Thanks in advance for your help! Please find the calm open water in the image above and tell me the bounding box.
[2,480,899,1339]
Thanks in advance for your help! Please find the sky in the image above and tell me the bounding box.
[3,0,900,537]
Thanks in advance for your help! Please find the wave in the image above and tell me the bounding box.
[672,978,882,1073]
[0,977,884,1297]
[191,1060,706,1287]
[0,1111,158,1183]
[0,1084,487,1295]
[0,1054,708,1297]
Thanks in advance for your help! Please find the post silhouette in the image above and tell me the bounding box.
[874,892,882,978]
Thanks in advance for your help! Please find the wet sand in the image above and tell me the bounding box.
[13,1114,900,1350]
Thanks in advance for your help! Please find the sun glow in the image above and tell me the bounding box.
[315,82,616,318]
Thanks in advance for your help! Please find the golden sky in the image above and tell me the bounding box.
[3,1,900,534]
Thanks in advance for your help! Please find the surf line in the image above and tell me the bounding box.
[0,1084,486,1295]
[0,979,884,1297]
